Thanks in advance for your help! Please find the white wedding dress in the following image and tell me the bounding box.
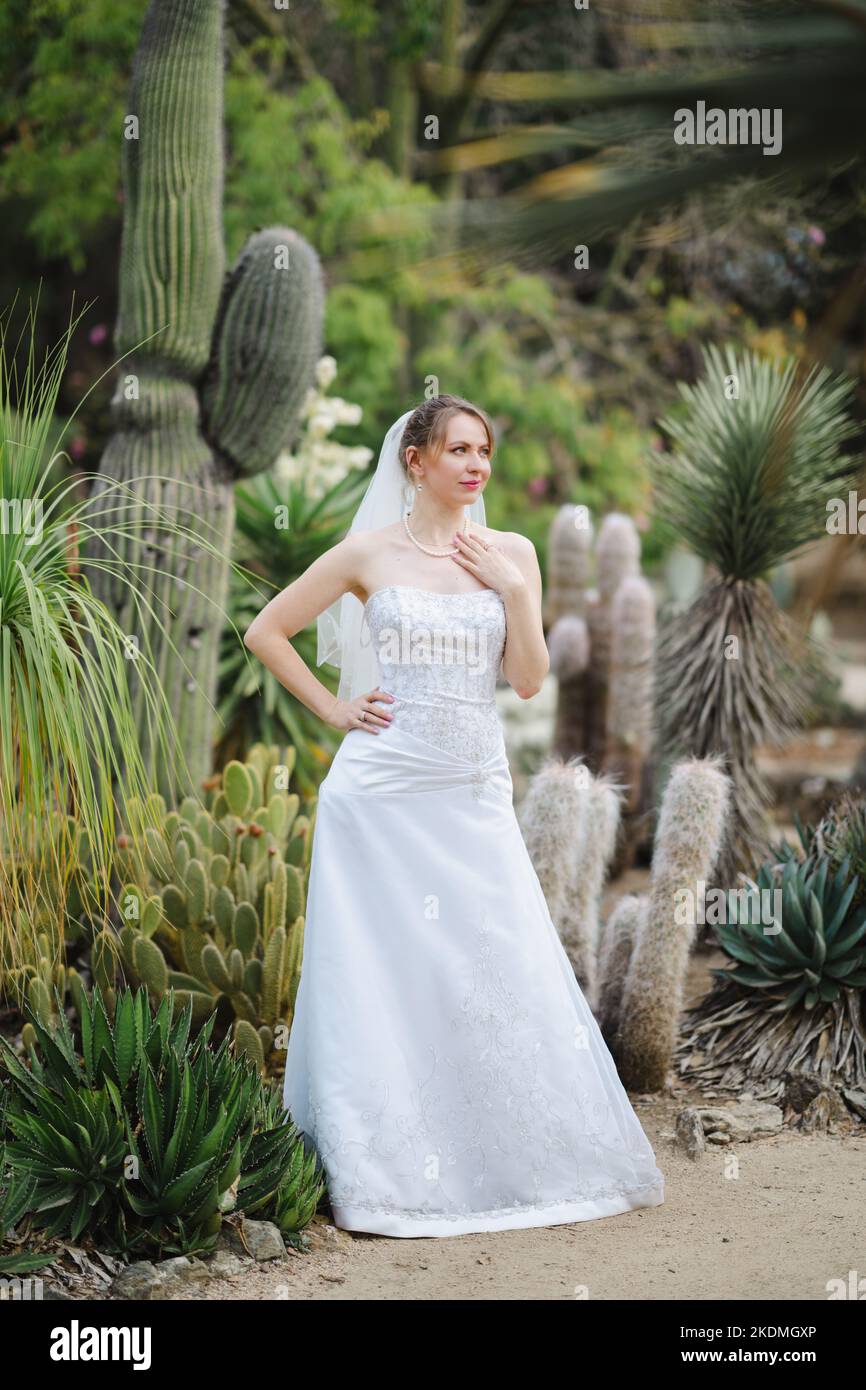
[282,584,664,1237]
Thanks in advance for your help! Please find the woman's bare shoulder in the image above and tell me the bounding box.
[474,523,536,557]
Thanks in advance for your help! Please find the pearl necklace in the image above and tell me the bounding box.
[403,510,470,557]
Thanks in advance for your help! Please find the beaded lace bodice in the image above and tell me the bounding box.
[363,585,507,764]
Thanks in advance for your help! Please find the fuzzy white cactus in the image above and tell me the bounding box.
[615,756,731,1092]
[596,893,646,1041]
[518,757,620,1000]
[545,504,594,626]
[517,758,586,933]
[559,771,621,1003]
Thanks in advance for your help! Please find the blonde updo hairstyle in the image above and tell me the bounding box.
[398,394,495,482]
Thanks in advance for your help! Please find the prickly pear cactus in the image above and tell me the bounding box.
[89,0,325,797]
[115,744,315,1075]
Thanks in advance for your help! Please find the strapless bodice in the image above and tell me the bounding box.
[362,585,507,764]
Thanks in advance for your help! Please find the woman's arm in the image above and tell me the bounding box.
[242,534,394,734]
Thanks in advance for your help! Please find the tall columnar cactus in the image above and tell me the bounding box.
[88,0,324,798]
[518,758,588,936]
[583,513,640,770]
[614,756,731,1092]
[518,757,621,999]
[596,894,644,1043]
[559,772,621,1004]
[113,743,313,1075]
[548,614,590,757]
[546,506,655,872]
[546,508,647,782]
[544,504,594,628]
[604,575,656,870]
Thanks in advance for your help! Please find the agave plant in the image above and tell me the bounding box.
[714,856,866,1012]
[0,985,324,1257]
[651,345,862,884]
[677,846,866,1097]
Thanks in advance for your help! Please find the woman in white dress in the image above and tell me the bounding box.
[243,395,664,1238]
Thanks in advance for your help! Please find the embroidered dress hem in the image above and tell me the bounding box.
[330,1181,665,1239]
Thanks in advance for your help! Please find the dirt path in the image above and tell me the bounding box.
[169,1091,866,1301]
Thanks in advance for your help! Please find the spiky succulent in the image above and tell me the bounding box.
[653,345,861,883]
[713,855,866,1012]
[0,985,324,1254]
[769,798,866,909]
[813,795,866,907]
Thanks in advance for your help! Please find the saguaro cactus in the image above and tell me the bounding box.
[89,0,324,797]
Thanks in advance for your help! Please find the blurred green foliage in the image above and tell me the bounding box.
[2,0,863,591]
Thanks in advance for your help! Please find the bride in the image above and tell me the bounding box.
[243,394,665,1238]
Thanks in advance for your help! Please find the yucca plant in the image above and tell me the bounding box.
[651,345,862,884]
[678,848,866,1097]
[0,300,218,992]
[0,985,324,1258]
[217,467,369,793]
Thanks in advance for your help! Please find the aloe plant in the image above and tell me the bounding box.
[0,985,324,1256]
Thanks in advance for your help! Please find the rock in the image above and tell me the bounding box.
[305,1217,354,1253]
[796,1089,850,1132]
[782,1073,825,1114]
[694,1097,783,1142]
[110,1261,165,1300]
[204,1250,247,1279]
[237,1220,286,1262]
[705,1130,730,1144]
[842,1088,866,1122]
[675,1107,705,1159]
[156,1256,211,1286]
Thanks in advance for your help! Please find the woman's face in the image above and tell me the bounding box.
[407,412,492,505]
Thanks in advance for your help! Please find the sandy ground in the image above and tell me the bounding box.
[159,918,866,1301]
[169,1089,865,1301]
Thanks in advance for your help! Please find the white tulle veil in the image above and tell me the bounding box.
[317,409,488,702]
